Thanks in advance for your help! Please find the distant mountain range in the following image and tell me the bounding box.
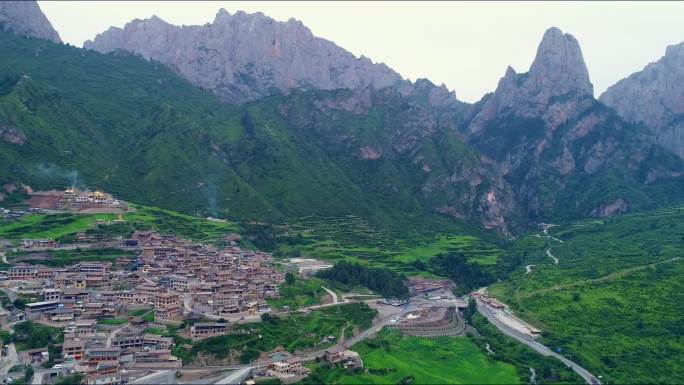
[1,1,683,235]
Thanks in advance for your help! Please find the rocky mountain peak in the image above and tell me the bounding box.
[664,41,684,60]
[527,27,593,99]
[600,40,684,158]
[0,1,61,43]
[468,27,593,133]
[84,9,405,104]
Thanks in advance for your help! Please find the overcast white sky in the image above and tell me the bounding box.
[39,1,684,103]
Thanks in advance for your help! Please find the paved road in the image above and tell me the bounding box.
[24,367,65,385]
[129,370,173,384]
[0,343,17,375]
[524,265,535,274]
[476,298,599,385]
[214,367,253,385]
[31,369,47,385]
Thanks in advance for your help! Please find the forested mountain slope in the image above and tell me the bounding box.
[463,28,684,222]
[0,31,516,234]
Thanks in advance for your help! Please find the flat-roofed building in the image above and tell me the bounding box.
[86,373,124,385]
[110,336,144,351]
[75,319,97,337]
[142,334,173,350]
[42,288,62,302]
[153,292,180,309]
[25,300,60,319]
[190,322,228,340]
[86,347,120,363]
[63,339,86,361]
[76,262,110,276]
[154,305,181,320]
[9,264,37,280]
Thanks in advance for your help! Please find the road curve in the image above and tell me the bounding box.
[475,298,599,385]
[546,248,559,264]
[322,286,340,304]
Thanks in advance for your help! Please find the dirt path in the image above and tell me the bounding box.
[540,223,564,243]
[546,248,559,264]
[519,257,682,299]
[529,367,537,385]
[524,265,535,274]
[322,286,340,304]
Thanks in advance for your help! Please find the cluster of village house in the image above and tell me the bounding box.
[259,346,362,383]
[1,229,290,385]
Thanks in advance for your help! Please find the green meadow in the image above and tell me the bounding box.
[489,206,684,384]
[305,330,520,385]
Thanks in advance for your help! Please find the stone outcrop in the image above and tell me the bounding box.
[84,10,404,104]
[600,42,684,158]
[463,27,682,220]
[469,27,593,134]
[0,124,26,145]
[0,1,61,43]
[276,87,519,235]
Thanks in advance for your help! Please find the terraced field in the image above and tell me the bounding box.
[285,215,503,274]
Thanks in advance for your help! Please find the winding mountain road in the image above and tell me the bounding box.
[541,223,564,243]
[546,248,559,264]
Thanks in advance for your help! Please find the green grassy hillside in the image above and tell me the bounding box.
[490,207,684,383]
[0,30,513,236]
[305,330,521,385]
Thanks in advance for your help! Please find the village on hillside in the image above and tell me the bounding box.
[0,188,507,385]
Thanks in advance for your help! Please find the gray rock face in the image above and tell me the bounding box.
[0,1,61,43]
[469,27,593,134]
[84,10,404,104]
[600,42,684,158]
[0,124,26,145]
[463,27,681,221]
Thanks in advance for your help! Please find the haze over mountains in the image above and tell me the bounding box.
[1,1,684,235]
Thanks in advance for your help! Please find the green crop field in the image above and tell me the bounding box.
[0,212,117,240]
[97,318,128,326]
[280,215,504,276]
[489,206,684,384]
[305,330,520,384]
